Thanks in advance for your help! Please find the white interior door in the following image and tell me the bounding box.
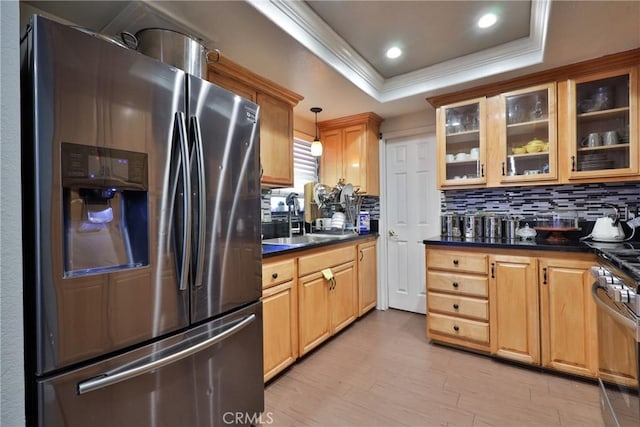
[384,133,440,313]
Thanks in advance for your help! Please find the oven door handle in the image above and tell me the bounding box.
[591,282,637,331]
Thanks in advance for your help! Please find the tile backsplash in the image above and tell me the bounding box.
[441,182,640,220]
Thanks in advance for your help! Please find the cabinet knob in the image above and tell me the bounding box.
[271,272,278,279]
[453,304,459,310]
[453,325,460,332]
[453,259,459,265]
[452,282,459,288]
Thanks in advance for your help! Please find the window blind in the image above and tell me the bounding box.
[271,137,318,196]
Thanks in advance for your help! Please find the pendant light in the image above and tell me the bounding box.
[310,107,323,157]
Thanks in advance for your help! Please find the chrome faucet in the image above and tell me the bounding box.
[286,192,300,237]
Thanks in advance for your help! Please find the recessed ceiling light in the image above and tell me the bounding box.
[386,46,402,59]
[478,13,498,29]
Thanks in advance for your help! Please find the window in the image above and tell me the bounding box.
[271,137,318,201]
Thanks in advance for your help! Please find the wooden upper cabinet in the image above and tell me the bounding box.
[209,73,257,103]
[490,83,558,185]
[560,66,639,181]
[257,93,294,186]
[207,55,303,188]
[318,128,343,188]
[436,97,487,189]
[318,112,383,195]
[429,48,640,188]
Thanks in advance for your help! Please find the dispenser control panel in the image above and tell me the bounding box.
[61,142,148,190]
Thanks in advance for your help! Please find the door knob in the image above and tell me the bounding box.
[388,229,398,237]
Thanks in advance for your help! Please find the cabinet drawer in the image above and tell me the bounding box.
[262,259,295,289]
[427,271,488,297]
[428,312,489,344]
[427,250,487,274]
[298,245,355,277]
[428,292,488,321]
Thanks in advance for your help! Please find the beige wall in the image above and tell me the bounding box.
[1,1,25,426]
[380,109,435,135]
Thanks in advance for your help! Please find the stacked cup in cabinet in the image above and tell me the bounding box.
[426,248,490,352]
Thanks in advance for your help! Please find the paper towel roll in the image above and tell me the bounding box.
[304,182,320,224]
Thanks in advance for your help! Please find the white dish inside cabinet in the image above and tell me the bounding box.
[437,97,487,188]
[567,68,638,180]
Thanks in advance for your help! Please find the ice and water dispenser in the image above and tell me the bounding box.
[61,143,149,276]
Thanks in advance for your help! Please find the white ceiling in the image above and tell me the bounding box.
[306,1,532,78]
[22,1,640,126]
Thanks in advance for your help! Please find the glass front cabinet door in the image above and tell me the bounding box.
[497,83,557,183]
[567,67,638,179]
[436,97,486,188]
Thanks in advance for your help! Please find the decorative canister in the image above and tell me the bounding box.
[484,215,503,240]
[463,213,483,239]
[503,217,521,241]
[440,213,462,237]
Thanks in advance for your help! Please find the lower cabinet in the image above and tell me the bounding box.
[489,254,540,365]
[539,258,598,378]
[489,254,598,378]
[262,237,378,381]
[262,258,297,382]
[357,239,377,315]
[298,245,357,356]
[426,248,490,352]
[427,245,602,381]
[489,253,599,378]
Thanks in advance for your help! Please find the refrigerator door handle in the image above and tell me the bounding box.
[77,313,256,395]
[190,116,206,288]
[175,112,192,291]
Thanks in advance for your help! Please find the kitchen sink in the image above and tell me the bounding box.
[262,233,355,247]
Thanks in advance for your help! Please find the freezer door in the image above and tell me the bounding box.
[23,16,189,375]
[188,76,262,323]
[38,302,264,427]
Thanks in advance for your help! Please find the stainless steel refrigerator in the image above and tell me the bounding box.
[21,15,263,426]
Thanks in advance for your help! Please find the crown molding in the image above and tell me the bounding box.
[246,0,551,103]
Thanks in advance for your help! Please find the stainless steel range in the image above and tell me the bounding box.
[590,242,640,427]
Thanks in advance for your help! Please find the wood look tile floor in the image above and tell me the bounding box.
[262,309,604,427]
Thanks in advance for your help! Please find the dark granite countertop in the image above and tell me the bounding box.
[422,235,593,253]
[262,232,379,258]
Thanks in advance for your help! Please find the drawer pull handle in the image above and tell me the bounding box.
[271,272,278,279]
[453,259,459,266]
[453,325,460,332]
[452,282,459,288]
[453,304,459,310]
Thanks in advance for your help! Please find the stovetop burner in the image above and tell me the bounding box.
[587,241,640,287]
